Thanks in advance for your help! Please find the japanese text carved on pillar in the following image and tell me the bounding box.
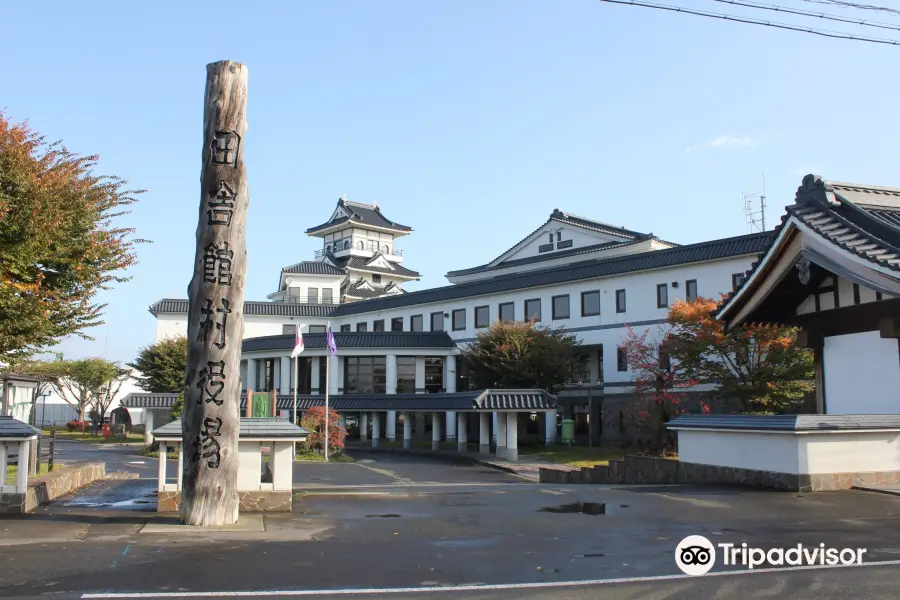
[191,133,241,469]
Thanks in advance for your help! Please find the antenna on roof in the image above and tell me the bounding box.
[744,173,767,233]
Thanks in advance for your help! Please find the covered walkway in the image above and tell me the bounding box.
[123,389,558,462]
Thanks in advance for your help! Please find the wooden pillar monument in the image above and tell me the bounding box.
[181,60,249,526]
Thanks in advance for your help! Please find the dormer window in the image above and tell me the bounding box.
[556,231,561,242]
[372,274,382,284]
[548,233,553,244]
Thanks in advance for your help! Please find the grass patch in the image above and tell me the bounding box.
[139,445,178,460]
[5,463,64,484]
[295,450,354,463]
[40,429,144,443]
[519,445,625,468]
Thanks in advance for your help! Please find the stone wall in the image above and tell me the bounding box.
[157,490,292,513]
[538,455,900,493]
[0,462,106,514]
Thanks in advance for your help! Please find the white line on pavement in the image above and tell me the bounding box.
[80,559,900,598]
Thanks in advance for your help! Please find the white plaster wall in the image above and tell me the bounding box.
[272,441,293,491]
[824,331,900,414]
[676,430,801,473]
[153,254,757,392]
[284,275,342,304]
[156,314,187,341]
[237,441,261,491]
[803,433,900,473]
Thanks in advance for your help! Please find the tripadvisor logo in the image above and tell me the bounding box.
[675,535,868,575]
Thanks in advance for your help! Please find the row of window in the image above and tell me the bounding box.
[324,240,392,254]
[282,274,749,336]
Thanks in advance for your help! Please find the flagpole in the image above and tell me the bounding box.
[324,331,330,463]
[292,354,298,427]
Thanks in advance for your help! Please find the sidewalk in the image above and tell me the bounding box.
[345,443,576,481]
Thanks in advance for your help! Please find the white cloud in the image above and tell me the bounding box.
[686,134,758,154]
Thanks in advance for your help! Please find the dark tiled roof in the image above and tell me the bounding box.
[717,175,900,318]
[242,331,457,352]
[121,393,181,409]
[343,284,394,300]
[149,299,337,317]
[281,261,346,276]
[150,231,772,320]
[0,415,40,438]
[126,390,557,412]
[447,239,642,277]
[336,256,421,278]
[331,231,775,317]
[667,414,900,431]
[306,199,412,234]
[550,209,652,240]
[152,417,308,440]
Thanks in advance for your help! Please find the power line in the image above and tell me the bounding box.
[711,0,900,32]
[597,0,900,46]
[800,0,900,17]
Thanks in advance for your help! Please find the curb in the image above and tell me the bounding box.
[345,445,531,478]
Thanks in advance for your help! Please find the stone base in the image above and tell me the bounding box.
[0,462,105,514]
[372,438,380,448]
[157,490,293,513]
[479,444,490,454]
[537,454,900,492]
[457,442,467,453]
[360,434,367,442]
[403,439,412,449]
[432,441,440,450]
[496,447,506,459]
[505,448,518,462]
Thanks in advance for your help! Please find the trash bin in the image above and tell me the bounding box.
[561,419,575,444]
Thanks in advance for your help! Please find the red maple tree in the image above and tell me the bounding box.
[299,406,347,454]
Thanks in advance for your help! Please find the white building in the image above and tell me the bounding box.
[139,195,772,444]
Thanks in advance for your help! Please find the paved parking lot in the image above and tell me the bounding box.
[4,443,900,599]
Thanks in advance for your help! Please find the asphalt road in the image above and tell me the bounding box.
[3,445,900,599]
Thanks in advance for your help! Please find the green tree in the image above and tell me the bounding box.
[459,319,581,392]
[21,357,129,422]
[170,392,184,421]
[128,336,187,393]
[0,113,145,363]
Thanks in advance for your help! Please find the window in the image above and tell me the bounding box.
[282,324,296,335]
[548,233,554,244]
[430,311,444,332]
[474,305,490,328]
[452,309,466,331]
[425,357,444,393]
[340,324,351,333]
[258,358,276,391]
[322,288,333,304]
[308,325,326,334]
[499,302,514,322]
[732,273,746,292]
[344,356,387,394]
[373,319,385,332]
[617,347,628,372]
[356,322,368,332]
[615,289,626,313]
[372,274,382,284]
[524,298,541,322]
[656,283,668,309]
[686,279,698,302]
[396,357,416,393]
[308,287,318,304]
[581,290,600,317]
[552,294,570,320]
[411,314,424,332]
[391,317,403,332]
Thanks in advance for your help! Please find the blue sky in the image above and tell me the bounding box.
[2,0,897,363]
